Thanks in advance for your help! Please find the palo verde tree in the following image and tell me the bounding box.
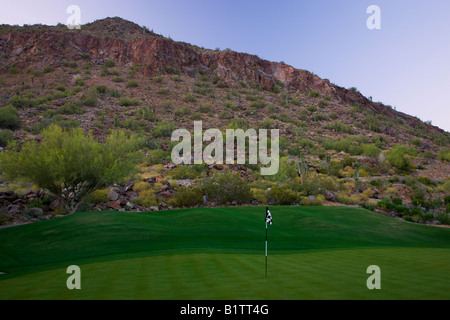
[0,125,142,214]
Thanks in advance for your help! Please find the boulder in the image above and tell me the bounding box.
[49,199,63,210]
[325,191,337,202]
[8,205,23,215]
[107,190,120,201]
[157,191,172,199]
[29,207,44,217]
[107,201,122,211]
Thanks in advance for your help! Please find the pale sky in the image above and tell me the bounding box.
[1,0,449,132]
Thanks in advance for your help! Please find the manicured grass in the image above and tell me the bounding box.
[1,249,449,300]
[0,206,449,299]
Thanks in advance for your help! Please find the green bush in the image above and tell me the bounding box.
[444,195,450,205]
[43,66,54,73]
[148,149,170,165]
[362,144,381,157]
[126,80,139,88]
[118,98,140,106]
[87,189,110,205]
[112,77,124,83]
[0,129,14,147]
[198,104,212,114]
[152,120,175,138]
[378,199,395,211]
[182,93,196,103]
[202,171,252,205]
[80,94,98,107]
[392,197,403,205]
[266,185,300,205]
[394,205,410,216]
[174,107,191,117]
[0,106,20,130]
[137,107,157,122]
[324,121,353,134]
[104,59,115,68]
[168,165,201,179]
[412,198,426,207]
[437,147,450,162]
[386,145,417,173]
[436,212,450,225]
[0,125,142,213]
[170,186,203,208]
[94,85,108,95]
[58,102,85,115]
[8,96,35,108]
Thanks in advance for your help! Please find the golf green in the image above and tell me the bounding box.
[0,206,449,299]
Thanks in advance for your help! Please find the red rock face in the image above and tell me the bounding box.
[0,26,444,135]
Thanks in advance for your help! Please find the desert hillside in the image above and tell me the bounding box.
[0,17,449,226]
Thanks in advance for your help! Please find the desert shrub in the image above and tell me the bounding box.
[112,77,124,83]
[264,157,298,183]
[250,100,266,109]
[134,189,158,208]
[148,149,171,165]
[311,113,328,122]
[392,197,403,205]
[362,144,381,157]
[170,186,203,208]
[104,59,115,68]
[324,121,353,134]
[0,129,14,147]
[56,84,66,92]
[58,102,85,115]
[0,125,142,213]
[266,185,300,205]
[436,211,450,225]
[437,147,450,162]
[0,106,20,130]
[444,195,450,205]
[394,205,410,216]
[75,77,85,86]
[168,165,201,179]
[377,199,396,211]
[309,91,320,98]
[337,193,361,205]
[198,104,212,114]
[228,118,249,130]
[258,118,274,130]
[43,66,54,73]
[182,92,196,102]
[252,188,267,204]
[386,145,416,173]
[8,96,35,108]
[202,171,252,205]
[117,118,147,131]
[81,94,98,107]
[63,61,78,68]
[125,80,138,88]
[137,107,157,122]
[118,97,140,106]
[87,189,110,205]
[174,107,191,117]
[152,120,175,138]
[412,198,426,207]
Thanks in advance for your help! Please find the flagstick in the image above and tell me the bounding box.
[265,220,268,280]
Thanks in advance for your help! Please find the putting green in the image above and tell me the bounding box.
[1,249,449,300]
[0,206,449,299]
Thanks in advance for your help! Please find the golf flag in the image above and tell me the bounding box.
[265,207,272,279]
[265,207,272,225]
